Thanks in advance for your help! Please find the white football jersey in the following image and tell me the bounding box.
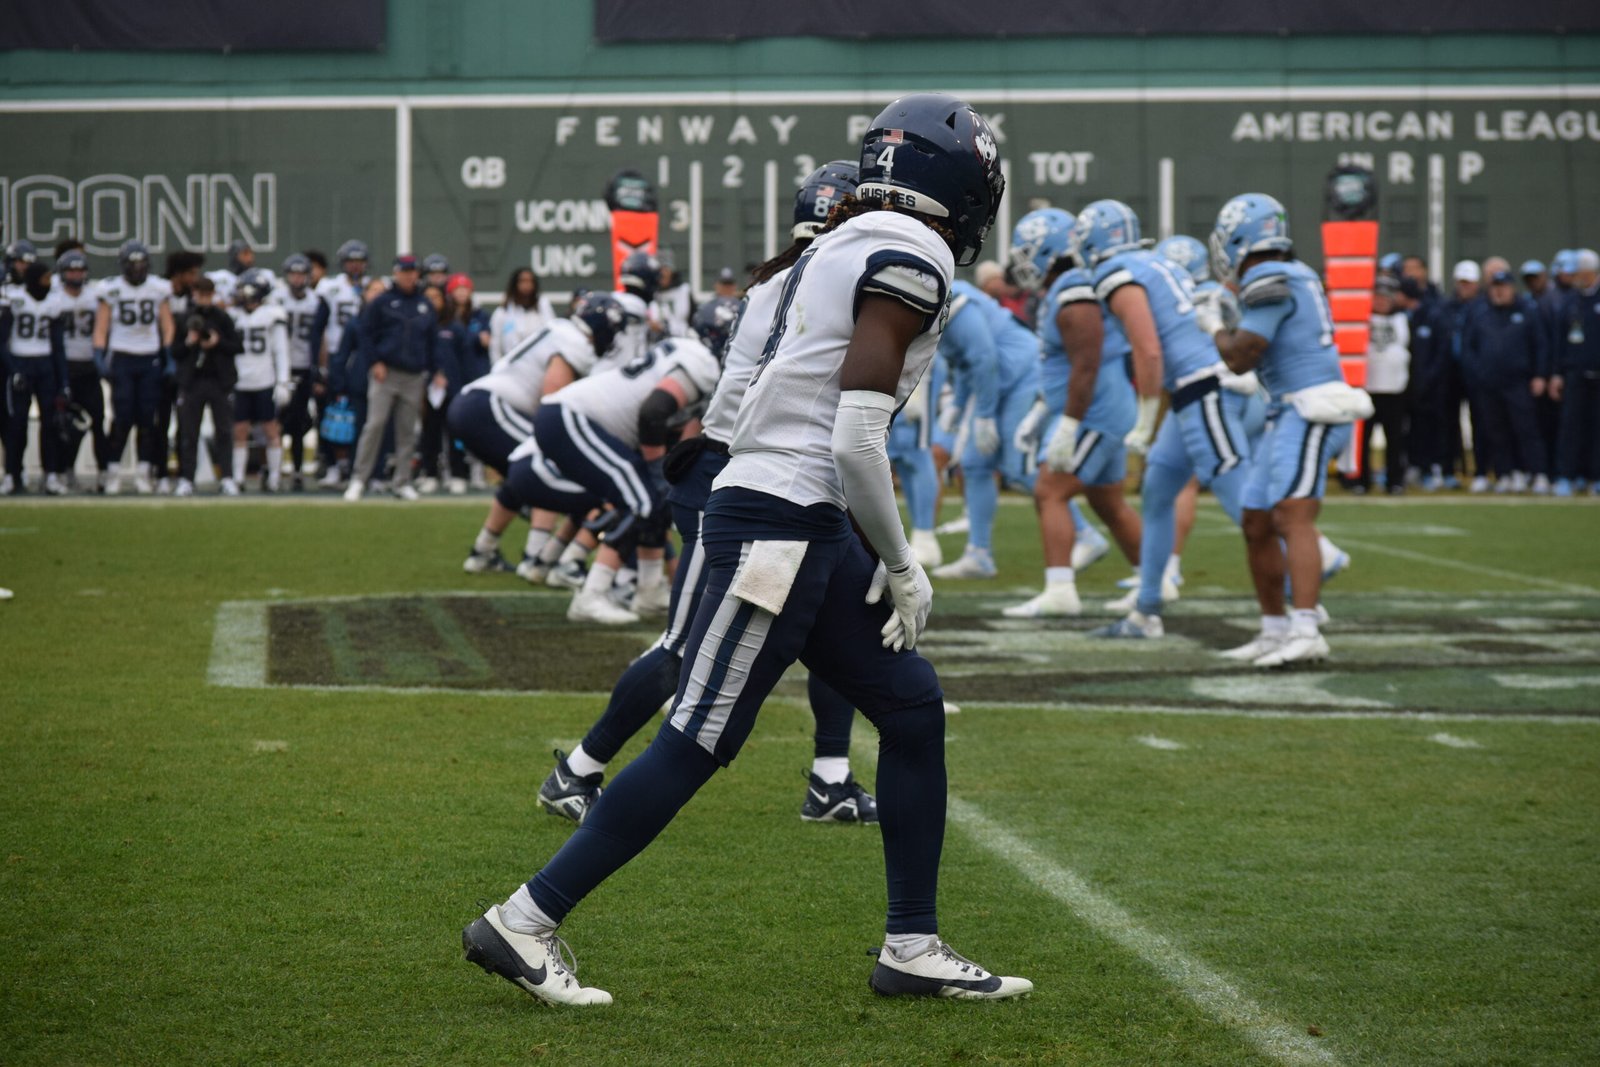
[52,283,100,363]
[230,303,290,391]
[655,283,693,338]
[612,291,653,367]
[550,335,721,451]
[716,211,953,509]
[462,318,598,413]
[206,269,238,303]
[5,287,58,357]
[97,276,173,354]
[700,273,783,445]
[271,286,327,371]
[316,272,366,355]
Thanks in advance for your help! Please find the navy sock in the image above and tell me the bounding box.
[580,645,683,764]
[873,699,946,935]
[808,674,855,760]
[529,722,719,923]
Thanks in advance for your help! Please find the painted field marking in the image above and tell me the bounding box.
[1491,673,1600,691]
[1136,734,1186,751]
[209,601,268,688]
[1190,674,1391,709]
[950,798,1341,1067]
[1427,733,1481,749]
[252,740,290,753]
[1335,538,1600,596]
[964,702,1600,725]
[0,526,39,535]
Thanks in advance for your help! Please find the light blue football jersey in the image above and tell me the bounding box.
[938,280,1036,412]
[1093,249,1220,391]
[1236,258,1345,401]
[1038,266,1136,437]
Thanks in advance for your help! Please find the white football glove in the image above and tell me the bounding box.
[972,416,1000,458]
[1012,394,1048,454]
[1192,288,1227,337]
[1123,396,1161,455]
[272,381,293,409]
[937,397,960,435]
[866,557,933,652]
[1219,369,1261,395]
[1043,414,1082,473]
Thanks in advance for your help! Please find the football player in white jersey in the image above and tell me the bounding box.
[613,251,663,363]
[227,271,292,494]
[2,261,70,494]
[93,240,174,494]
[51,250,107,486]
[533,326,722,624]
[313,240,369,486]
[535,164,881,831]
[272,254,330,490]
[464,94,1031,1007]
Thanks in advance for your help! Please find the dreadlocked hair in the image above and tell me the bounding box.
[748,241,807,287]
[813,195,959,252]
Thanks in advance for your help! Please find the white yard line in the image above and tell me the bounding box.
[960,701,1600,726]
[1136,734,1187,750]
[1427,733,1482,749]
[208,600,268,688]
[1334,538,1600,596]
[949,798,1341,1067]
[1490,672,1600,691]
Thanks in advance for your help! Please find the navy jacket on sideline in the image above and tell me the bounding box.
[358,285,436,375]
[1462,295,1547,388]
[1555,284,1600,376]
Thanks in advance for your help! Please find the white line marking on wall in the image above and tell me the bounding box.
[208,600,268,689]
[1427,733,1481,749]
[1335,538,1599,595]
[949,798,1342,1066]
[1491,673,1600,692]
[1136,734,1186,751]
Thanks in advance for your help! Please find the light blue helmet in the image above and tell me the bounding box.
[1007,207,1075,291]
[1155,235,1210,284]
[1208,193,1293,285]
[1071,200,1144,268]
[1552,249,1578,275]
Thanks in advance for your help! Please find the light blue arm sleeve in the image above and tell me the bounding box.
[941,303,1000,419]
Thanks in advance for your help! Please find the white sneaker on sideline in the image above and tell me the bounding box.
[44,473,68,496]
[393,484,420,501]
[343,481,364,502]
[416,476,441,494]
[911,529,943,569]
[219,478,241,497]
[461,906,612,1007]
[448,476,468,495]
[103,466,122,495]
[868,939,1032,1000]
[568,591,639,625]
[1469,475,1491,494]
[132,467,154,494]
[1002,584,1081,618]
[174,479,195,498]
[318,468,344,489]
[1255,631,1330,668]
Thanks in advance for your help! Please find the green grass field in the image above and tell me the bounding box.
[2,492,1597,1066]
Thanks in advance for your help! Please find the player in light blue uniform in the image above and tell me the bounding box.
[1080,202,1254,640]
[886,357,943,567]
[927,279,1040,578]
[1205,193,1362,667]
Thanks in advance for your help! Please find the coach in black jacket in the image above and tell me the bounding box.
[172,277,242,494]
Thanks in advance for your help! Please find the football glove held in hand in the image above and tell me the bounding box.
[866,558,933,652]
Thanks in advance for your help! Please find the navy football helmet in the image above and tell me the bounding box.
[336,239,369,276]
[619,251,663,301]
[281,253,312,289]
[1209,193,1293,285]
[691,295,743,362]
[856,93,1005,267]
[1155,235,1211,285]
[6,238,38,266]
[236,268,269,307]
[1008,208,1076,291]
[793,160,859,240]
[571,291,628,355]
[55,249,90,283]
[422,253,450,275]
[118,239,151,284]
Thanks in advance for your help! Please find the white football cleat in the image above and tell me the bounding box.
[632,580,671,616]
[342,481,363,502]
[932,547,997,580]
[934,513,970,536]
[219,478,242,497]
[911,529,943,569]
[103,465,122,495]
[448,476,469,495]
[516,556,549,585]
[546,560,587,590]
[44,473,68,496]
[0,475,16,496]
[462,906,612,1007]
[868,938,1032,1001]
[1001,584,1081,618]
[132,465,155,494]
[1319,545,1351,583]
[1469,475,1491,494]
[1070,528,1110,571]
[1219,632,1284,661]
[567,591,639,626]
[1255,631,1330,668]
[317,467,344,489]
[416,476,441,495]
[1090,610,1165,639]
[173,478,195,498]
[393,484,420,501]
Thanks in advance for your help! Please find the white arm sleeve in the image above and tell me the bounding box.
[831,389,911,573]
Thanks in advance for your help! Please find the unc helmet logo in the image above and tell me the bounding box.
[1216,197,1251,238]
